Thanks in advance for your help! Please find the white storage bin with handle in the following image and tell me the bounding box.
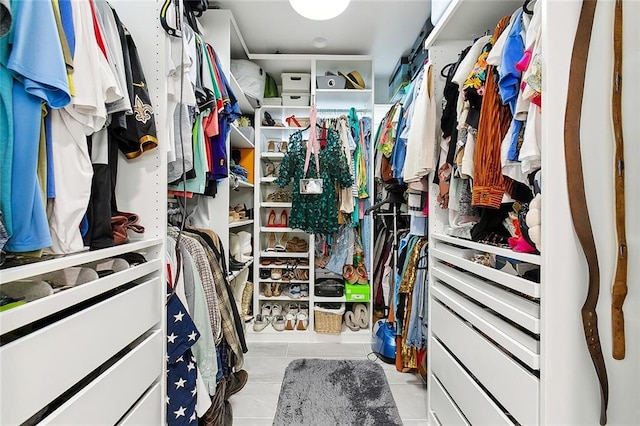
[282,93,310,106]
[281,73,311,93]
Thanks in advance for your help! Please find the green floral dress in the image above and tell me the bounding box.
[275,129,353,234]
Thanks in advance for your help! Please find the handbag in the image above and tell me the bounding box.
[300,104,323,195]
[111,212,145,245]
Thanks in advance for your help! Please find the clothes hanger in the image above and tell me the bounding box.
[523,0,534,15]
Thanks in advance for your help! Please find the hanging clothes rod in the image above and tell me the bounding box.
[316,108,371,115]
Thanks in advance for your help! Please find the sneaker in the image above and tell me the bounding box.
[253,314,270,332]
[225,370,248,399]
[285,284,301,299]
[272,314,286,331]
[300,284,309,298]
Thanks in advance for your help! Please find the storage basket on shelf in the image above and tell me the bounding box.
[314,303,345,335]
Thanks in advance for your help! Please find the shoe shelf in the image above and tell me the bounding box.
[0,238,163,285]
[227,260,253,281]
[259,251,309,258]
[261,177,278,184]
[258,295,310,302]
[314,295,347,303]
[431,233,541,265]
[260,227,303,233]
[261,202,292,208]
[258,279,309,284]
[229,219,254,229]
[261,152,285,160]
[230,124,255,149]
[259,264,309,270]
[234,180,254,189]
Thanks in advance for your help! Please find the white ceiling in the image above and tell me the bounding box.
[209,0,432,92]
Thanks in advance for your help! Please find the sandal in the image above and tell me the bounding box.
[271,268,282,280]
[272,283,282,297]
[280,141,288,153]
[263,282,273,297]
[262,111,276,126]
[266,233,277,251]
[275,233,288,252]
[342,264,357,285]
[267,140,276,152]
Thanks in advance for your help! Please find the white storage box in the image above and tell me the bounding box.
[282,93,310,106]
[281,73,311,93]
[262,97,282,106]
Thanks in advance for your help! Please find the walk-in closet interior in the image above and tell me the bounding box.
[0,0,638,425]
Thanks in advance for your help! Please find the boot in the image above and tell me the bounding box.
[242,281,254,321]
[229,232,241,262]
[236,231,253,263]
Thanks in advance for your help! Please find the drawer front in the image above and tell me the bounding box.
[0,278,161,425]
[41,331,163,425]
[430,374,469,426]
[431,339,513,425]
[432,301,539,425]
[118,382,163,426]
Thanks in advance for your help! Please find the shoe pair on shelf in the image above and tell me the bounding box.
[229,204,249,222]
[344,303,370,331]
[265,188,293,203]
[266,140,288,154]
[262,282,283,297]
[283,302,309,331]
[260,257,308,267]
[342,264,368,285]
[266,210,288,227]
[253,303,295,332]
[264,159,281,178]
[285,236,308,253]
[265,232,289,252]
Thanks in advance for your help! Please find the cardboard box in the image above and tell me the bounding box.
[344,283,370,302]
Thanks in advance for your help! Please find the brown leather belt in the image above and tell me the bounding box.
[611,0,627,362]
[564,0,609,424]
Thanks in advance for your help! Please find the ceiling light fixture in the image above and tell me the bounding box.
[289,0,351,21]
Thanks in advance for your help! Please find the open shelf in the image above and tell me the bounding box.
[315,89,373,110]
[229,73,255,114]
[228,260,253,281]
[234,180,254,189]
[261,152,285,160]
[261,202,293,208]
[431,233,541,265]
[230,124,254,149]
[260,251,309,259]
[0,238,164,284]
[229,219,254,228]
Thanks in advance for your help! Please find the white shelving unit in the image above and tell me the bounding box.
[245,54,374,343]
[426,1,640,425]
[0,1,166,423]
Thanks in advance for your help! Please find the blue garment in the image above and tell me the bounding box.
[406,244,428,348]
[0,32,13,237]
[44,107,55,198]
[4,0,70,252]
[498,10,525,114]
[166,290,200,426]
[58,0,75,56]
[391,108,407,183]
[507,119,525,161]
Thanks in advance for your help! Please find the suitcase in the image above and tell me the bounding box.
[314,279,344,297]
[230,59,266,108]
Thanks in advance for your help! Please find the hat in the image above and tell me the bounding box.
[338,70,366,90]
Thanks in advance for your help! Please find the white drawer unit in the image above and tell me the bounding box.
[118,382,163,426]
[0,278,162,425]
[40,331,163,425]
[432,299,540,425]
[429,374,470,426]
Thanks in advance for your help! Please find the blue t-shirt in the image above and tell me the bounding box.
[3,0,70,252]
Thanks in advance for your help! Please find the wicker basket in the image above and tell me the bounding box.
[314,304,345,335]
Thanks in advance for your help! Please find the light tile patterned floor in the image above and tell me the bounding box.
[228,342,428,424]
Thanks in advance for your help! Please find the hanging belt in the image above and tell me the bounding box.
[564,0,609,424]
[611,0,627,362]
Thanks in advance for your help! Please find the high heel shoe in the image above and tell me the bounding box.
[280,141,288,153]
[275,232,288,252]
[266,233,277,252]
[267,210,277,227]
[278,210,288,228]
